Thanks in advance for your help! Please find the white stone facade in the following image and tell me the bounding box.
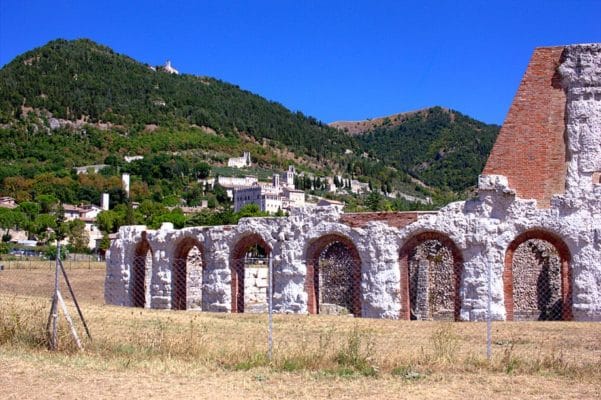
[233,174,305,213]
[227,152,252,168]
[106,44,601,321]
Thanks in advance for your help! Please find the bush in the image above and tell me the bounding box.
[45,245,69,260]
[0,242,12,254]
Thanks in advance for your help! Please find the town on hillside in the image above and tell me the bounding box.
[0,150,429,256]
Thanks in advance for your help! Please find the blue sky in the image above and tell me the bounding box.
[1,1,600,125]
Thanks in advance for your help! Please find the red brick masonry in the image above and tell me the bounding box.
[340,211,437,229]
[483,47,567,208]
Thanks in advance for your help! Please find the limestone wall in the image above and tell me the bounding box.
[105,43,601,321]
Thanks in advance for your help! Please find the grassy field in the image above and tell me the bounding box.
[1,264,600,399]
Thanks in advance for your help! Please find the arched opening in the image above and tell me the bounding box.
[504,230,572,321]
[132,234,152,308]
[230,233,271,313]
[305,234,362,317]
[399,232,463,321]
[172,237,205,311]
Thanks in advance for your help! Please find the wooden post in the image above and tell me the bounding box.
[46,242,90,350]
[59,258,92,341]
[57,291,82,350]
[47,243,60,350]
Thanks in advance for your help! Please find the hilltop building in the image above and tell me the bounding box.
[227,152,252,168]
[163,60,179,75]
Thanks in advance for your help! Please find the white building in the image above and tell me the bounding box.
[282,187,305,209]
[234,184,282,213]
[280,165,296,188]
[61,204,104,250]
[73,164,109,175]
[84,221,104,250]
[198,175,259,200]
[0,196,17,209]
[163,60,179,75]
[234,173,305,213]
[228,152,252,168]
[350,179,370,194]
[62,204,88,221]
[124,155,144,163]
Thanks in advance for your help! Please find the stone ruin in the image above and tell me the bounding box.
[105,43,601,321]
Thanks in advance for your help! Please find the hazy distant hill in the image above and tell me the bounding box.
[331,107,500,191]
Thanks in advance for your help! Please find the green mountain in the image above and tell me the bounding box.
[0,38,499,210]
[0,38,356,160]
[332,107,500,192]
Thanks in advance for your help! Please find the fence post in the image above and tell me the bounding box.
[268,256,273,362]
[486,261,492,360]
[49,242,61,350]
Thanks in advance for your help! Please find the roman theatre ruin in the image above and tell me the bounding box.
[105,43,601,321]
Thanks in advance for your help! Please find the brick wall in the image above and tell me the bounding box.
[340,211,437,229]
[483,47,567,208]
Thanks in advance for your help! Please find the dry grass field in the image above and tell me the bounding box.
[1,263,600,399]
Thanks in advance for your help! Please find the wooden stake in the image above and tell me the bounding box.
[57,291,82,350]
[59,259,92,341]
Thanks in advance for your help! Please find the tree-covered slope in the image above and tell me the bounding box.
[0,39,499,204]
[0,38,356,160]
[346,107,500,191]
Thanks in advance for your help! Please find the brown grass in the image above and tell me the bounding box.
[1,266,600,399]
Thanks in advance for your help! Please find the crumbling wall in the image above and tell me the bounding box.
[106,43,601,321]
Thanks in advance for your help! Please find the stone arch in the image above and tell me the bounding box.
[172,236,205,311]
[504,229,572,321]
[399,231,463,321]
[132,233,153,308]
[230,233,272,313]
[305,233,362,317]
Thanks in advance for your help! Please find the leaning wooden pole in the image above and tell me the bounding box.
[57,291,82,350]
[59,258,92,341]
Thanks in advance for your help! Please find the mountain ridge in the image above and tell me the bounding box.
[329,107,450,135]
[0,38,499,208]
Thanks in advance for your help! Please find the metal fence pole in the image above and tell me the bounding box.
[486,261,492,360]
[268,256,273,362]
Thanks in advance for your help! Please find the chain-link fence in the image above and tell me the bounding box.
[1,240,599,377]
[0,253,104,271]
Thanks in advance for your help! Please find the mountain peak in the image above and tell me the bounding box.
[329,107,453,135]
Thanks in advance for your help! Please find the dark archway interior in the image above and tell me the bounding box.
[306,234,362,317]
[504,230,572,321]
[399,232,463,321]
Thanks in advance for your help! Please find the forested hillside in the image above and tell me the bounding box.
[341,107,500,191]
[0,38,499,219]
[0,38,356,160]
